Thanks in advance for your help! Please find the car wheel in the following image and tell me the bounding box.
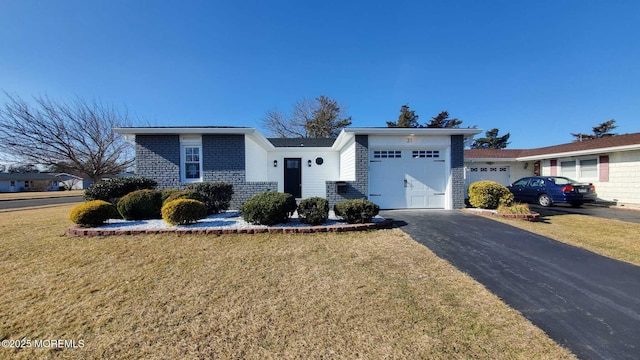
[538,194,553,207]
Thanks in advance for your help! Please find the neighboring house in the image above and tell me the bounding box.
[114,126,482,209]
[465,132,640,205]
[57,173,92,190]
[0,173,59,192]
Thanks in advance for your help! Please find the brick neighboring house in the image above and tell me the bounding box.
[464,133,640,205]
[115,126,482,209]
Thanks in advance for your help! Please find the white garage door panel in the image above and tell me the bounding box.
[369,157,405,209]
[369,149,447,209]
[467,166,510,186]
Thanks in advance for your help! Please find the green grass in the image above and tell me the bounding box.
[0,205,574,359]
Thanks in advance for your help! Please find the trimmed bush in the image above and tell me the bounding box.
[186,182,234,215]
[468,180,515,209]
[69,200,118,227]
[84,177,157,203]
[162,190,204,205]
[240,191,297,226]
[333,199,380,224]
[297,197,329,225]
[497,203,533,215]
[117,189,162,220]
[161,189,182,203]
[161,199,207,226]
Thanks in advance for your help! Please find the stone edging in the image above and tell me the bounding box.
[66,219,394,237]
[462,208,540,222]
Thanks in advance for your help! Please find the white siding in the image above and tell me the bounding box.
[245,135,268,182]
[267,148,340,198]
[339,138,356,181]
[368,135,450,148]
[596,150,640,204]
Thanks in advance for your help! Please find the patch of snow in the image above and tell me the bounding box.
[96,210,386,231]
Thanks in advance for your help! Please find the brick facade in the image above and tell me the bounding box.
[136,134,276,209]
[326,135,369,208]
[450,135,465,209]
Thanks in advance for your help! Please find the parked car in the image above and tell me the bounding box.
[507,176,597,207]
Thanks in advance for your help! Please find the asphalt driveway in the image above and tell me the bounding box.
[381,210,640,360]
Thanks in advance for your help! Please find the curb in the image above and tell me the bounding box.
[462,208,540,222]
[66,219,394,237]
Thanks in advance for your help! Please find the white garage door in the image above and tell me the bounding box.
[369,149,447,209]
[466,166,511,187]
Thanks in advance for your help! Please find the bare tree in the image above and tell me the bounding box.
[262,96,352,138]
[0,93,134,182]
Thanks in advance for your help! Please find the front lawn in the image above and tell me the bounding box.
[489,213,640,266]
[0,205,574,359]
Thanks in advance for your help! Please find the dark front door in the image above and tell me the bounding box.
[284,158,302,198]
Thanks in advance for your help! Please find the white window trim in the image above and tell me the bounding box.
[180,135,203,183]
[558,157,599,181]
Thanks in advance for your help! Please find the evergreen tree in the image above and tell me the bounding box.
[425,110,462,128]
[571,119,617,141]
[386,104,419,127]
[471,128,510,149]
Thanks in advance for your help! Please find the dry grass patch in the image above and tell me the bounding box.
[0,205,574,359]
[0,190,84,201]
[490,214,640,266]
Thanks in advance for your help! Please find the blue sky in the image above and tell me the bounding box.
[1,0,639,148]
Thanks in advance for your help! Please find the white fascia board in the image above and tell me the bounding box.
[465,158,519,163]
[517,144,640,161]
[332,130,355,151]
[245,130,276,151]
[343,127,483,137]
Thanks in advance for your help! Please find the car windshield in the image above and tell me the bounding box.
[549,177,576,185]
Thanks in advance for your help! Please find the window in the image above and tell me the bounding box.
[180,135,203,183]
[512,178,529,187]
[412,150,440,158]
[183,146,201,180]
[579,159,598,178]
[373,150,402,158]
[560,161,576,179]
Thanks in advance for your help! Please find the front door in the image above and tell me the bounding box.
[284,158,302,198]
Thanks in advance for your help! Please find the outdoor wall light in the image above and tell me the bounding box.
[273,160,278,167]
[307,159,312,167]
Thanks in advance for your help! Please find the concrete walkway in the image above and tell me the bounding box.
[381,210,640,360]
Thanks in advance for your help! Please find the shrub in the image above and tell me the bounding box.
[186,182,234,215]
[468,180,514,209]
[297,197,329,225]
[160,189,182,203]
[497,203,533,215]
[161,199,207,226]
[333,198,380,224]
[84,177,157,203]
[117,189,162,220]
[162,190,204,205]
[240,191,297,225]
[69,200,118,227]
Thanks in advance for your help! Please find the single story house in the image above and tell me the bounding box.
[57,173,92,190]
[0,172,60,192]
[464,132,640,205]
[114,126,482,209]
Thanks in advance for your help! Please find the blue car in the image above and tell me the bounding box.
[507,176,597,207]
